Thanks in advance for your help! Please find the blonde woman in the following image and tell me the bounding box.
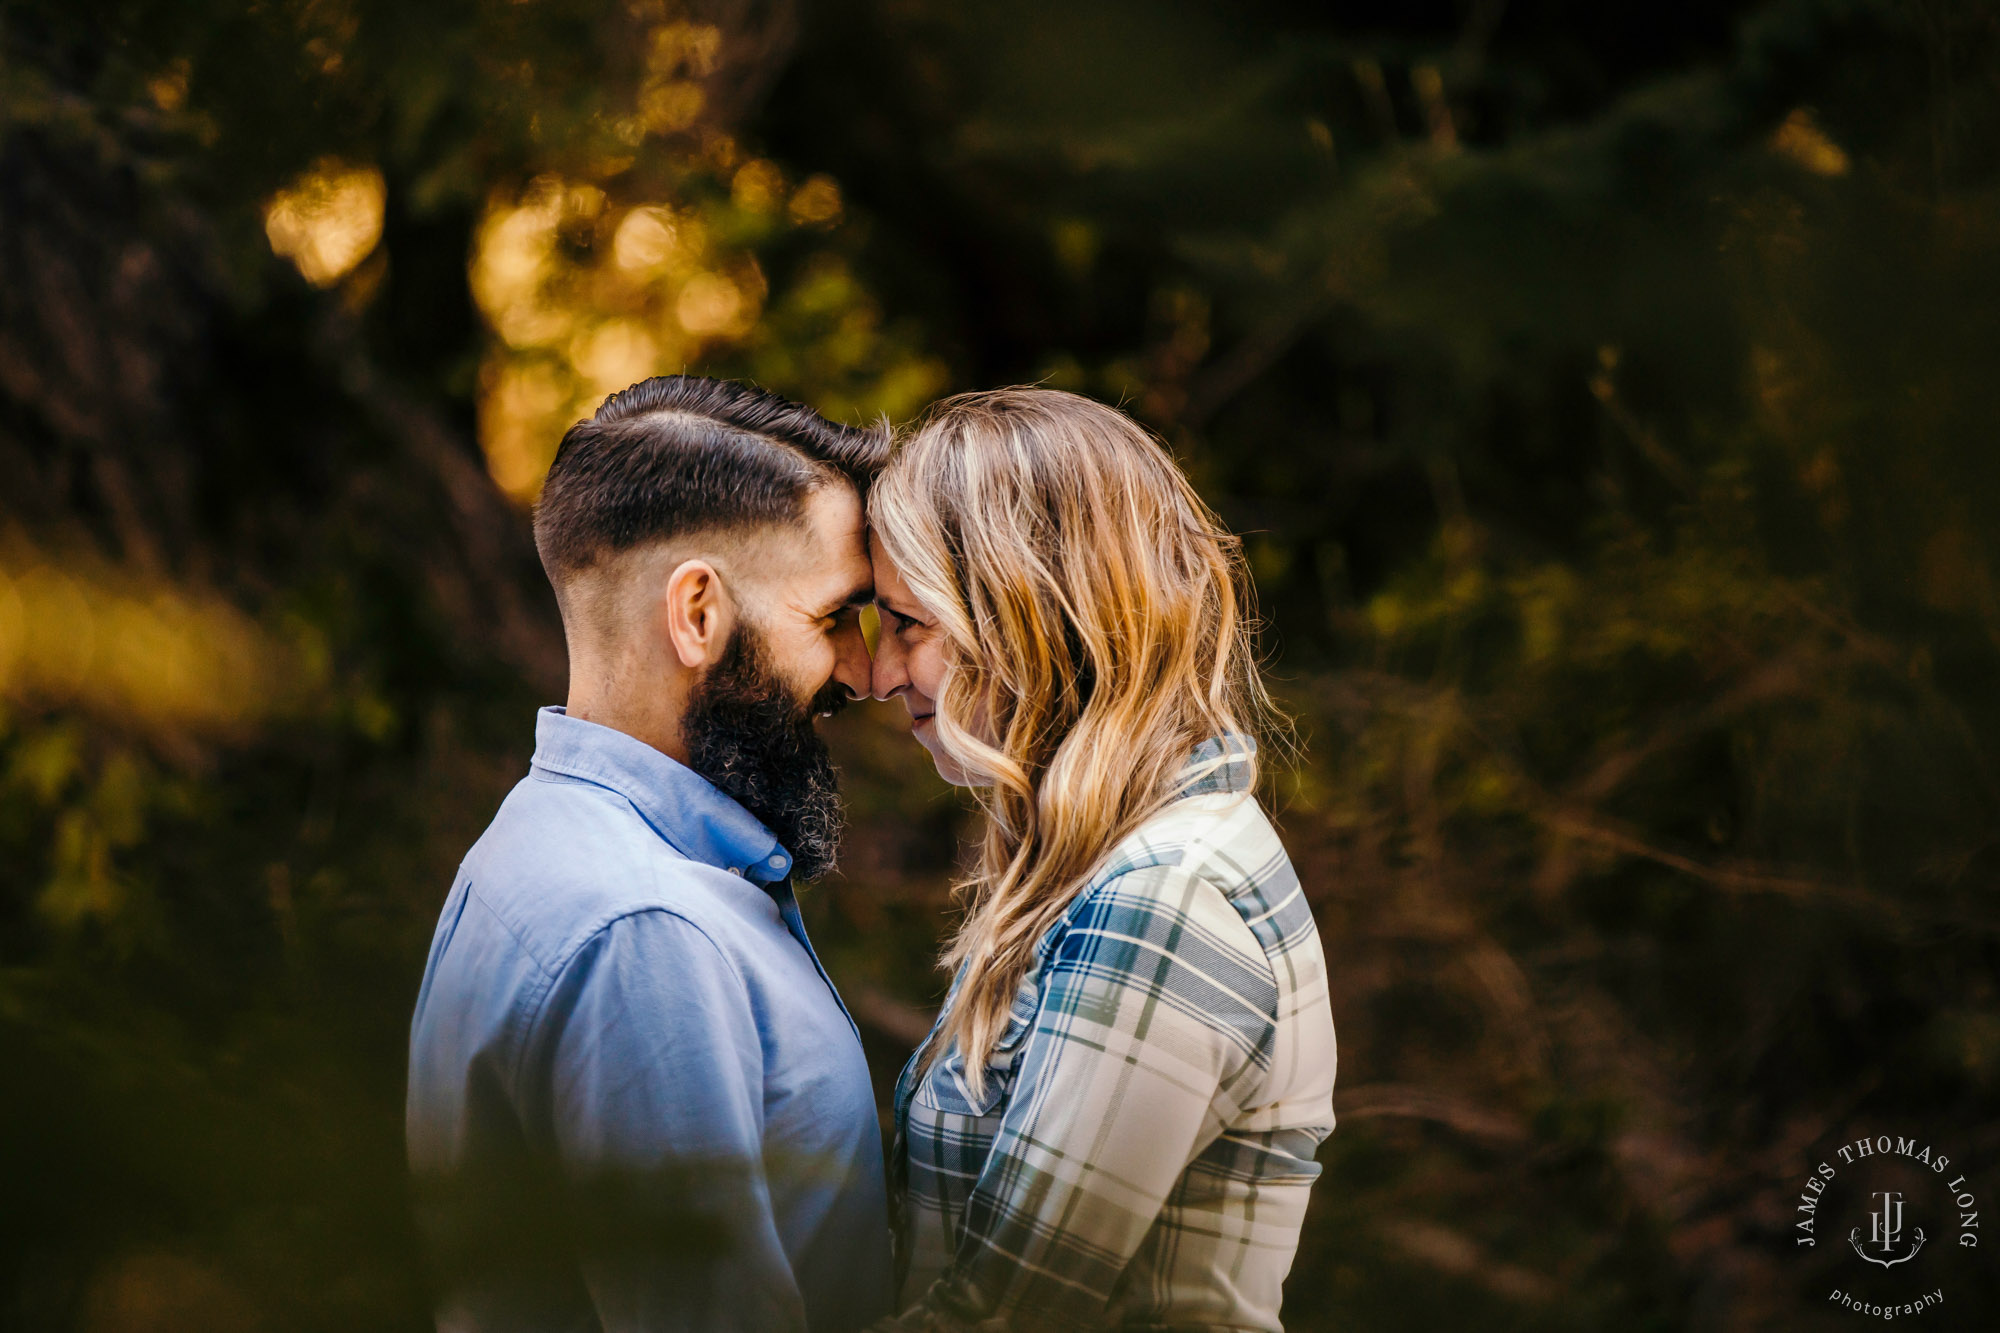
[866,388,1337,1331]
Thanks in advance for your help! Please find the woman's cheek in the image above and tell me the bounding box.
[909,637,948,705]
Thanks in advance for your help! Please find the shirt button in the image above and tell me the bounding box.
[768,854,786,868]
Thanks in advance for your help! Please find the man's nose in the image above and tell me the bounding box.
[870,630,907,702]
[831,623,873,702]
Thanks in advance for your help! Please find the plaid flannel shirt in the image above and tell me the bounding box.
[887,737,1337,1331]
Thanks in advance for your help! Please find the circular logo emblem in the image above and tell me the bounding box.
[1791,1133,1982,1323]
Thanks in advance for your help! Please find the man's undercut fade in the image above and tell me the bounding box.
[532,375,890,583]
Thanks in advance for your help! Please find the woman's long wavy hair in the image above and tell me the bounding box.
[870,387,1284,1094]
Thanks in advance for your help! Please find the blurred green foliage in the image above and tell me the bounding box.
[3,0,1998,1329]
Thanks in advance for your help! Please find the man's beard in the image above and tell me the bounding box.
[682,622,848,882]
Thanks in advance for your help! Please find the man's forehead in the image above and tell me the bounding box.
[738,485,870,595]
[788,484,866,556]
[807,481,866,537]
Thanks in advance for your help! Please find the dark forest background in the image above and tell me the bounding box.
[3,1,1998,1329]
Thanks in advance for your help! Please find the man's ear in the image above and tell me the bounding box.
[661,558,736,669]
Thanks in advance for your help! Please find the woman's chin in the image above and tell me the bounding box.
[933,759,978,787]
[919,743,969,787]
[912,724,977,788]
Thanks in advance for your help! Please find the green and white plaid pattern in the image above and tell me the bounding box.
[888,737,1337,1331]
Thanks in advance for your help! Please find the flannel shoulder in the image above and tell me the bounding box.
[1155,790,1317,966]
[1098,790,1308,953]
[1054,802,1286,1076]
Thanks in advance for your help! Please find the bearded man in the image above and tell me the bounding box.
[406,376,891,1333]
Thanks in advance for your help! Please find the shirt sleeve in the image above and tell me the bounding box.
[532,908,806,1333]
[913,863,1281,1330]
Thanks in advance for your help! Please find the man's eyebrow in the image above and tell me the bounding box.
[816,579,875,616]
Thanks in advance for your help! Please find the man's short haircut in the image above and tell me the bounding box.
[532,375,890,581]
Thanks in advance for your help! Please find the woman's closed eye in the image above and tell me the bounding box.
[882,607,923,635]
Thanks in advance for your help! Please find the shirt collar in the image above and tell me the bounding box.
[1172,733,1258,798]
[529,706,794,884]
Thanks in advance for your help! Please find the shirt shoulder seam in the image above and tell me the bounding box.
[510,895,749,1099]
[463,878,562,980]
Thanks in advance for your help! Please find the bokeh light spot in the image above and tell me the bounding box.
[263,161,386,287]
[676,272,745,335]
[1770,108,1849,176]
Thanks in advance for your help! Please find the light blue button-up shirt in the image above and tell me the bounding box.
[407,707,891,1333]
